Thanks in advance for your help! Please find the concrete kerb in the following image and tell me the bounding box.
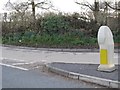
[45,64,120,88]
[45,64,70,77]
[1,44,119,53]
[1,44,98,52]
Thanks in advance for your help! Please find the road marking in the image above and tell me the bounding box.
[0,63,28,71]
[12,63,28,65]
[1,58,25,62]
[12,62,36,65]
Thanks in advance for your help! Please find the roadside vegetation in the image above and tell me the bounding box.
[2,0,120,49]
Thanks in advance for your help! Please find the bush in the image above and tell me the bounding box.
[40,13,71,35]
[113,29,120,43]
[2,31,98,48]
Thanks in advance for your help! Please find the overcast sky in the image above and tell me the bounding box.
[0,0,94,13]
[0,0,118,13]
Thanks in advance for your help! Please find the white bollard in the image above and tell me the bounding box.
[97,26,116,72]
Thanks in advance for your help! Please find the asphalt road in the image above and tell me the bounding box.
[2,65,105,88]
[0,45,118,88]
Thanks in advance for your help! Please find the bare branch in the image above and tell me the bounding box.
[40,7,50,10]
[106,2,120,11]
[6,1,28,14]
[35,0,53,8]
[35,2,46,6]
[35,0,54,10]
[36,5,53,10]
[75,1,95,11]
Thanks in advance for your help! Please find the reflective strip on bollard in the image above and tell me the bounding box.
[100,49,108,64]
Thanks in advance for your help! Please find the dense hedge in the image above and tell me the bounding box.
[2,12,120,48]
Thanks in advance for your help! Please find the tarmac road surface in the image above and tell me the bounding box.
[1,65,105,88]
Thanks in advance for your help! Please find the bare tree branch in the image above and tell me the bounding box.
[6,0,55,21]
[105,2,120,11]
[75,1,94,11]
[35,2,47,6]
[6,1,29,14]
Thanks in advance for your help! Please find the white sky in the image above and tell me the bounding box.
[0,0,94,13]
[0,0,119,13]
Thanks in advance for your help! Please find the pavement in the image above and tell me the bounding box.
[1,44,120,88]
[45,62,120,88]
[1,45,119,64]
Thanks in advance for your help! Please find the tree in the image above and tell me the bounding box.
[75,0,99,24]
[5,0,55,32]
[28,0,54,20]
[5,0,29,25]
[105,1,120,11]
[105,1,120,23]
[75,0,115,25]
[6,0,54,21]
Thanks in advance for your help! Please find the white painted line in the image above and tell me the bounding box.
[12,62,35,65]
[2,58,25,62]
[0,63,28,71]
[12,63,27,65]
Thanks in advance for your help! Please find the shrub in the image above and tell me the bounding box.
[40,13,71,35]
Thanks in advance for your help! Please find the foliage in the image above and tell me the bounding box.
[2,31,98,48]
[40,13,71,35]
[2,4,119,49]
[113,29,120,43]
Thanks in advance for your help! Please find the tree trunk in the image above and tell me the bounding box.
[94,1,99,24]
[118,13,120,29]
[32,1,36,20]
